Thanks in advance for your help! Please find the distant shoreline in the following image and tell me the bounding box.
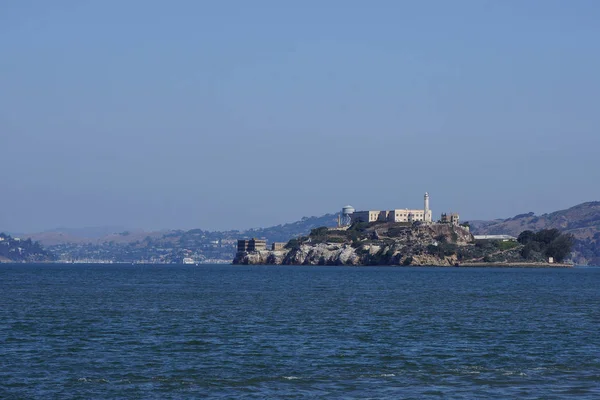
[457,262,573,268]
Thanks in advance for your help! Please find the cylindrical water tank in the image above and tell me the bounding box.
[342,205,355,215]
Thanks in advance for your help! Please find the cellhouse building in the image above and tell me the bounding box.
[349,193,433,224]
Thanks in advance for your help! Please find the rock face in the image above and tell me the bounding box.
[233,223,475,266]
[284,243,361,266]
[235,250,287,265]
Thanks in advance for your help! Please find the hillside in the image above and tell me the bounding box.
[470,202,600,265]
[0,233,55,263]
[238,213,339,242]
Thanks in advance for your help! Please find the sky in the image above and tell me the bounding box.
[1,0,600,233]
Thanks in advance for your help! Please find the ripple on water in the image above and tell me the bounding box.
[1,264,600,399]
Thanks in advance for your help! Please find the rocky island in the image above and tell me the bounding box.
[232,222,574,267]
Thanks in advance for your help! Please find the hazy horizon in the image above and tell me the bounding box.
[6,199,597,236]
[2,1,599,233]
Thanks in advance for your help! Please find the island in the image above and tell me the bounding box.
[232,222,574,267]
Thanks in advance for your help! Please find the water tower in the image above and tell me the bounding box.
[339,205,355,227]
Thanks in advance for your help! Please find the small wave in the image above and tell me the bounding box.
[77,377,110,383]
[502,371,527,377]
[283,376,299,380]
[381,374,396,377]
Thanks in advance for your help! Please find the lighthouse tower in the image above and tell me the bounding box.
[424,192,432,223]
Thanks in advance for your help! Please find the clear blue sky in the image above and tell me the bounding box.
[1,1,599,232]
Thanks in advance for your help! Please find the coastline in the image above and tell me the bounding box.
[457,262,573,268]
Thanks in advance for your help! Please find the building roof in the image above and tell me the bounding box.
[473,235,517,241]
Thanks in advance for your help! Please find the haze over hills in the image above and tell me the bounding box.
[22,214,339,247]
[23,229,169,246]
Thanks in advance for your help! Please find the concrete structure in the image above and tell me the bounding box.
[272,242,286,251]
[388,209,427,223]
[424,192,432,223]
[473,235,517,242]
[338,205,355,227]
[350,193,433,224]
[249,239,267,251]
[352,210,383,223]
[237,240,250,252]
[237,238,267,252]
[440,212,460,225]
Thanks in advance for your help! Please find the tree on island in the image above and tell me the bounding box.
[518,229,574,262]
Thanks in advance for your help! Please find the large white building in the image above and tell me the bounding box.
[351,193,433,224]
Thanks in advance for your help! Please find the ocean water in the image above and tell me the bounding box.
[1,264,599,399]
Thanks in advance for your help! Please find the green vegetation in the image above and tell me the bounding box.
[427,243,458,258]
[284,238,302,250]
[347,221,370,233]
[497,241,519,251]
[518,229,574,262]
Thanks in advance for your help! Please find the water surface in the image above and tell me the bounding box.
[1,264,599,399]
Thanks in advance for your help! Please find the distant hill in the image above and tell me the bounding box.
[470,202,600,265]
[24,229,171,246]
[47,226,128,239]
[24,215,339,248]
[237,213,339,243]
[0,233,55,262]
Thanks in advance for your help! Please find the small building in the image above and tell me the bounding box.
[440,213,460,225]
[272,242,286,251]
[473,235,517,242]
[237,240,250,252]
[237,238,267,252]
[248,238,267,251]
[351,210,382,223]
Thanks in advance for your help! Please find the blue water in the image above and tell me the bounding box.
[1,264,599,399]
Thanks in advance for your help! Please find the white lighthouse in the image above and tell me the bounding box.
[424,192,432,223]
